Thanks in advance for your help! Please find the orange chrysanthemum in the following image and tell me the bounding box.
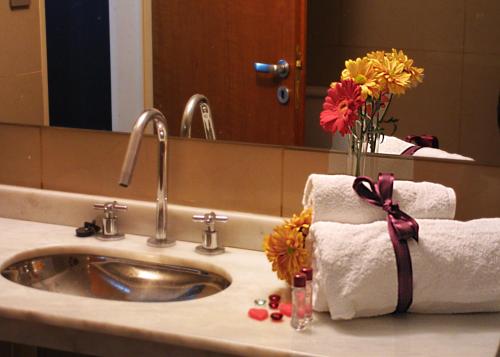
[263,209,312,284]
[284,207,312,237]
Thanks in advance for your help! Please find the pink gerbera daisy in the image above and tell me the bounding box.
[320,79,363,136]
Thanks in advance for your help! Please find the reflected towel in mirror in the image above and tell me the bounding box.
[378,136,473,161]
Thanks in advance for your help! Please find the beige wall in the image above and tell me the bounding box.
[307,0,500,165]
[0,123,498,221]
[0,0,45,126]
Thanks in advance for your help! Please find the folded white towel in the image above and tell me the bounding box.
[378,136,474,161]
[310,218,500,320]
[303,174,456,223]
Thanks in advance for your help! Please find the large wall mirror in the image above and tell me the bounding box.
[1,0,499,165]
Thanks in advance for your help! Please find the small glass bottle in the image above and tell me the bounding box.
[291,273,307,331]
[301,267,313,323]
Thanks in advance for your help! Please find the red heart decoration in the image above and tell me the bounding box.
[279,303,292,317]
[248,308,268,321]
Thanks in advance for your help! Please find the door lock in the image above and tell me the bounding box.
[276,86,290,104]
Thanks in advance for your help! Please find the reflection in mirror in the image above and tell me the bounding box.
[180,94,217,141]
[45,0,112,131]
[304,0,499,166]
[0,0,499,165]
[152,1,306,146]
[51,0,145,133]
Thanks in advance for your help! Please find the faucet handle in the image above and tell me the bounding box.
[192,212,228,230]
[94,201,128,213]
[93,201,127,240]
[193,212,228,255]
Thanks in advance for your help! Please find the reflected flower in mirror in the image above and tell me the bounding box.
[320,79,363,136]
[320,49,424,175]
[321,48,424,147]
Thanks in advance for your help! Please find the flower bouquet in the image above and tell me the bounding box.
[320,49,424,176]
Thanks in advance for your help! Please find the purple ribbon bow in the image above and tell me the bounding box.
[405,135,440,149]
[353,173,419,313]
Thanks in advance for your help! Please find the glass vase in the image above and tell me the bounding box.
[347,121,368,177]
[368,131,381,154]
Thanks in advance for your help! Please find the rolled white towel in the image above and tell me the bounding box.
[379,136,474,161]
[303,174,456,223]
[310,218,500,320]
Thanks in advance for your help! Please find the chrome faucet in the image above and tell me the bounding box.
[180,94,216,140]
[118,109,174,247]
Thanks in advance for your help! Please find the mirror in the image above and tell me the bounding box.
[1,0,499,166]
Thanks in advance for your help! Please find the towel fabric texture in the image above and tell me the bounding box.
[310,218,500,319]
[303,174,456,223]
[378,136,473,161]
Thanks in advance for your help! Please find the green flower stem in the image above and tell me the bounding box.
[378,94,393,125]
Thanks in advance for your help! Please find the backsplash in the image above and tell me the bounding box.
[0,123,499,220]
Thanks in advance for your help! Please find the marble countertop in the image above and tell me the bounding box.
[0,217,498,357]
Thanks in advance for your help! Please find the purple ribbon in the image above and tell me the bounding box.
[352,173,419,313]
[401,145,423,156]
[405,135,440,149]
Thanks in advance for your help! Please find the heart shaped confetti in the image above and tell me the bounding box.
[278,303,292,317]
[248,308,269,321]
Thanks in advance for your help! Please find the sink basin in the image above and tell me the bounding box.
[1,254,230,302]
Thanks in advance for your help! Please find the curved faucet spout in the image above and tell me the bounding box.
[119,108,173,247]
[180,94,217,140]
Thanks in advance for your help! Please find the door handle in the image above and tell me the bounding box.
[254,59,289,78]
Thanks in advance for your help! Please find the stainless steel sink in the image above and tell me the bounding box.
[1,254,230,302]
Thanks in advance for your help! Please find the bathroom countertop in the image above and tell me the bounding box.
[0,217,498,357]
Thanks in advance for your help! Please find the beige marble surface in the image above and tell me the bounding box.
[0,217,498,357]
[0,184,498,356]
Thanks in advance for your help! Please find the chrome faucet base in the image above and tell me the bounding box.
[195,245,225,256]
[147,237,176,248]
[96,233,125,241]
[192,212,228,255]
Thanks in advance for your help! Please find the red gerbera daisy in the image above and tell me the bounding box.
[320,79,363,136]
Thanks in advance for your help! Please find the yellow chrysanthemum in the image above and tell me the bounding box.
[407,65,424,87]
[263,225,310,284]
[340,57,381,99]
[388,49,424,88]
[372,56,411,95]
[366,50,386,62]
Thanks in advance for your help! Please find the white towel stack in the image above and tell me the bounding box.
[311,219,500,319]
[303,174,456,223]
[304,174,500,320]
